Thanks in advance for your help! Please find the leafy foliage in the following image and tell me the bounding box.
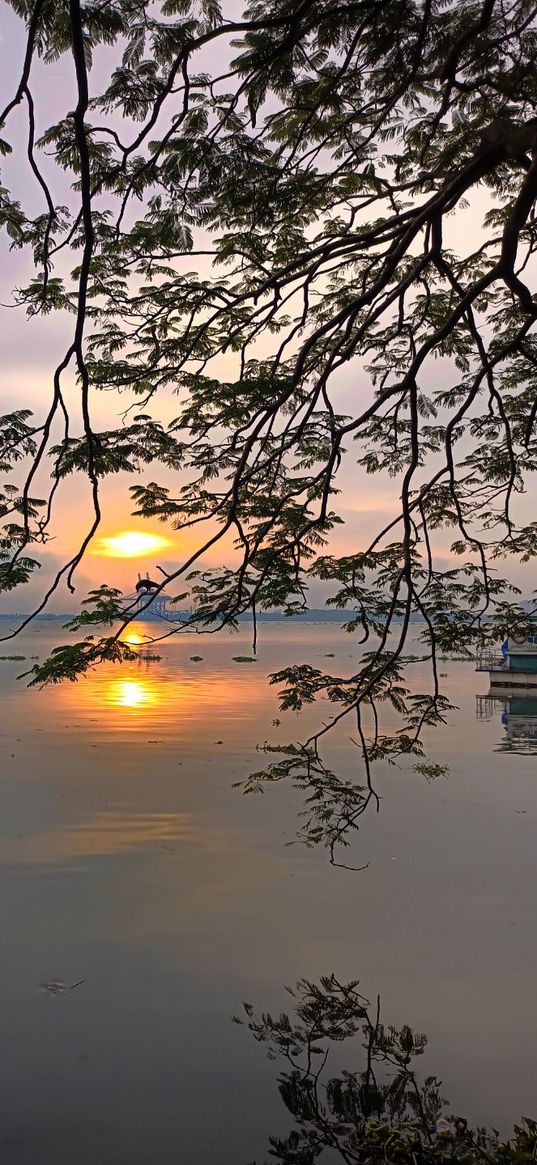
[21,635,138,685]
[4,0,537,850]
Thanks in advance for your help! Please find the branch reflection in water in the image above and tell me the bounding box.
[240,975,537,1164]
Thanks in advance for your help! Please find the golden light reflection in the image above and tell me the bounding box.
[94,530,172,558]
[1,811,233,864]
[48,635,271,725]
[109,677,160,708]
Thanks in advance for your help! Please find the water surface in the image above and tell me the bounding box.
[0,621,535,1163]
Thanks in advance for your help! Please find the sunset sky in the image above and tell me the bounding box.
[1,5,535,615]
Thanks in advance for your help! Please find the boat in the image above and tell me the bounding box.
[476,633,537,691]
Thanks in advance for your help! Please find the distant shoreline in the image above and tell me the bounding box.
[0,609,425,624]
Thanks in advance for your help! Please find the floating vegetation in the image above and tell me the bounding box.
[232,656,256,663]
[414,761,450,781]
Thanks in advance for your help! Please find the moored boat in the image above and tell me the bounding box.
[476,633,537,691]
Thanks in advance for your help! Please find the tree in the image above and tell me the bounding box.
[3,0,537,858]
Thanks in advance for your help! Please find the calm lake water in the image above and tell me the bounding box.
[0,619,535,1163]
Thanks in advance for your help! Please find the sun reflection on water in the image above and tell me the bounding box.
[107,676,160,709]
[40,623,272,729]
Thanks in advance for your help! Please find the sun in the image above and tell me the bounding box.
[120,631,144,646]
[94,530,172,558]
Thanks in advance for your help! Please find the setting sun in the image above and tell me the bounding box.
[94,530,172,558]
[121,632,144,647]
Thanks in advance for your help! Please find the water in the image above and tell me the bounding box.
[0,620,535,1163]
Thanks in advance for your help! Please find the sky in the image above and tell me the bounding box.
[1,3,535,615]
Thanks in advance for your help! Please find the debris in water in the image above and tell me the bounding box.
[41,981,66,995]
[41,979,85,994]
